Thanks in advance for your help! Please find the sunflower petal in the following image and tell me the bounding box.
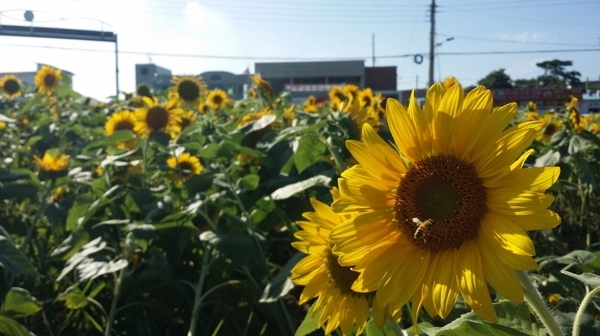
[476,239,524,303]
[386,99,423,162]
[456,240,498,322]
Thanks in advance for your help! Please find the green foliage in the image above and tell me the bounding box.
[0,70,598,336]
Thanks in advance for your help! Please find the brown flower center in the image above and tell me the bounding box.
[114,120,134,131]
[177,80,200,102]
[180,117,192,129]
[543,123,557,136]
[325,250,366,297]
[44,74,57,87]
[212,94,223,106]
[361,96,372,108]
[136,85,152,98]
[178,161,194,176]
[146,106,170,130]
[395,154,487,253]
[3,79,20,95]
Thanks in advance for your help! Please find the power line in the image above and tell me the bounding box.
[436,33,598,47]
[2,42,598,61]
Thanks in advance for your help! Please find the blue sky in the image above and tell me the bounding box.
[1,0,599,100]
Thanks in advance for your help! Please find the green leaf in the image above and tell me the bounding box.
[86,130,134,150]
[57,286,89,310]
[534,150,560,167]
[2,288,42,318]
[561,271,600,289]
[0,315,32,336]
[0,184,38,200]
[365,319,399,336]
[241,174,260,191]
[294,303,321,336]
[549,130,568,146]
[269,175,332,200]
[540,250,596,268]
[0,113,16,123]
[65,193,94,231]
[422,301,545,336]
[50,230,90,260]
[293,135,326,173]
[259,252,304,303]
[0,172,29,182]
[127,223,156,252]
[569,134,591,154]
[0,236,42,277]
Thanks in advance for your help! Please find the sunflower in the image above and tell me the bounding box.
[135,97,183,138]
[237,108,273,128]
[198,102,209,115]
[443,76,459,90]
[537,113,563,143]
[284,105,296,124]
[528,101,537,112]
[206,89,228,110]
[251,74,274,97]
[34,152,69,172]
[0,75,22,99]
[0,122,6,130]
[525,112,539,121]
[105,110,140,148]
[330,83,560,323]
[329,86,346,104]
[343,84,360,100]
[358,88,374,108]
[136,84,152,98]
[166,152,203,184]
[35,66,62,95]
[179,111,197,130]
[291,189,399,335]
[170,75,207,104]
[304,104,318,113]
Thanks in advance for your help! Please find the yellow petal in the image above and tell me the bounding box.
[423,83,445,154]
[468,103,518,162]
[452,86,492,159]
[476,239,524,303]
[435,83,464,154]
[478,213,539,270]
[455,240,498,322]
[506,209,562,231]
[429,251,460,318]
[386,98,423,162]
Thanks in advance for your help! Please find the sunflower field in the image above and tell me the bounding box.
[1,67,600,336]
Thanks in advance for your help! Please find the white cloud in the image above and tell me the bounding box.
[494,32,549,44]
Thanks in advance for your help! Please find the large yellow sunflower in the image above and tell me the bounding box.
[105,110,140,148]
[537,113,563,143]
[206,89,228,110]
[0,75,22,100]
[330,83,560,323]
[34,152,69,172]
[291,189,399,335]
[251,74,274,97]
[35,66,62,95]
[135,97,183,138]
[166,152,203,184]
[170,75,207,104]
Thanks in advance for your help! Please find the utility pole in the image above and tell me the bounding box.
[428,0,436,87]
[372,33,375,66]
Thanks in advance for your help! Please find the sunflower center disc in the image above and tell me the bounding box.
[146,107,170,130]
[4,80,19,95]
[44,74,56,87]
[114,120,134,131]
[325,250,364,297]
[178,81,200,102]
[178,161,194,176]
[395,154,487,253]
[212,95,223,105]
[180,117,191,129]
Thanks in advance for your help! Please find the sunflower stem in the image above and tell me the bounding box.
[517,271,565,336]
[572,286,600,336]
[385,318,404,336]
[187,242,212,336]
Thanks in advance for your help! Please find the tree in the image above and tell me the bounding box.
[535,59,582,88]
[477,69,513,89]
